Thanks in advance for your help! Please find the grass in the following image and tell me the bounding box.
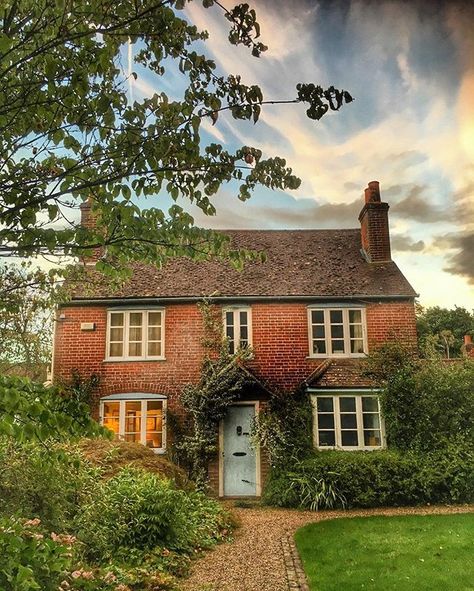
[294,513,474,591]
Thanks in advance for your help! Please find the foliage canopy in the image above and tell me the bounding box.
[0,0,352,276]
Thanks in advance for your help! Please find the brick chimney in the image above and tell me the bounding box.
[80,198,95,229]
[358,180,391,263]
[462,335,474,358]
[79,197,101,264]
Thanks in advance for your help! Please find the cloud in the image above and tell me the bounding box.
[441,231,474,285]
[391,185,450,223]
[391,234,425,252]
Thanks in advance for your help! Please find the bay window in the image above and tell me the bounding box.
[312,393,384,450]
[100,394,166,452]
[106,309,164,360]
[308,307,367,357]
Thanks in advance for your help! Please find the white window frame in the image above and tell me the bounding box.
[223,306,252,353]
[310,392,385,451]
[307,306,368,358]
[99,398,167,453]
[105,309,165,361]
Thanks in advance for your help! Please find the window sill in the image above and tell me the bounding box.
[103,357,167,363]
[316,446,384,452]
[306,354,367,359]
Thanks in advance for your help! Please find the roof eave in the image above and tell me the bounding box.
[63,293,418,307]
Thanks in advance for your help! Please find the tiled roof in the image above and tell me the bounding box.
[306,359,377,389]
[73,229,417,300]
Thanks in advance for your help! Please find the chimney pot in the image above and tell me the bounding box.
[464,335,473,345]
[367,180,381,202]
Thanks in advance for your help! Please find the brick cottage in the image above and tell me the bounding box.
[52,181,418,497]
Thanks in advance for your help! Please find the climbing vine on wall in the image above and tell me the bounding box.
[251,386,313,468]
[176,299,254,489]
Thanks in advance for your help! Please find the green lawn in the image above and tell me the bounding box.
[294,513,474,591]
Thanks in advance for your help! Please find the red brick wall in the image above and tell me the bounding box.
[53,299,417,493]
[53,299,417,400]
[366,301,418,350]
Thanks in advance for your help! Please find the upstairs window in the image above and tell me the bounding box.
[224,308,252,354]
[312,394,383,450]
[107,310,164,360]
[308,307,366,357]
[100,395,166,452]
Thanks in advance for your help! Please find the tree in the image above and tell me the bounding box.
[0,0,352,278]
[0,264,56,380]
[416,305,474,357]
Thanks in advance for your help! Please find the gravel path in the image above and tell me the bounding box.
[182,504,474,591]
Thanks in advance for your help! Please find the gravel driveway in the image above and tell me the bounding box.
[182,504,474,591]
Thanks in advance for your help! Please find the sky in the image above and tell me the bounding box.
[130,0,474,309]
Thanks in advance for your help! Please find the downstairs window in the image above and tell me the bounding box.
[311,393,384,450]
[100,394,166,452]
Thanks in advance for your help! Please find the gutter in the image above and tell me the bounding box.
[61,293,417,307]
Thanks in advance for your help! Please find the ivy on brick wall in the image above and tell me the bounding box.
[251,387,313,468]
[176,300,253,489]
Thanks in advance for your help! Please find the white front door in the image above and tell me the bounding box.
[222,404,257,496]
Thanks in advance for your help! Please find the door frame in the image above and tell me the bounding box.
[218,400,261,497]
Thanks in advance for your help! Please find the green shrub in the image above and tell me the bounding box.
[77,468,232,562]
[0,516,71,591]
[0,440,101,532]
[263,443,474,509]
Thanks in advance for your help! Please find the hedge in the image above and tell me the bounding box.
[262,443,474,510]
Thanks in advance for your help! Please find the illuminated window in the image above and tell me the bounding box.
[308,307,367,357]
[106,310,164,360]
[100,396,166,452]
[312,394,383,450]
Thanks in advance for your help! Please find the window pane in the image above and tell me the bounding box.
[318,431,335,446]
[340,414,357,429]
[125,416,141,432]
[128,342,142,357]
[317,397,333,412]
[148,326,161,341]
[318,414,334,429]
[147,341,162,357]
[148,312,161,326]
[331,339,345,353]
[129,312,142,327]
[129,327,142,342]
[124,433,140,443]
[313,340,326,354]
[110,313,124,327]
[225,311,234,326]
[125,402,141,435]
[341,430,358,446]
[109,342,123,357]
[363,413,380,429]
[311,310,324,324]
[240,311,248,325]
[240,325,248,341]
[146,432,163,448]
[362,397,379,412]
[110,327,123,342]
[103,402,120,435]
[330,310,343,323]
[350,324,363,338]
[364,430,381,447]
[339,397,356,412]
[313,325,325,338]
[351,339,364,353]
[349,310,361,323]
[331,325,344,339]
